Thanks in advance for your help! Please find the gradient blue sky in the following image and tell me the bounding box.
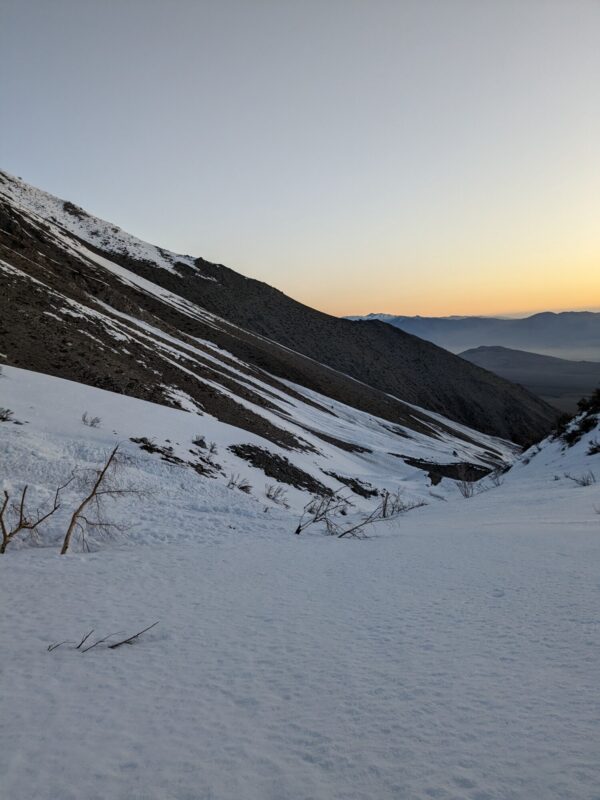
[2,0,599,316]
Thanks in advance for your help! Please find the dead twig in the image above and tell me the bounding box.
[47,640,76,652]
[80,631,124,653]
[49,623,158,654]
[76,629,95,650]
[108,621,160,649]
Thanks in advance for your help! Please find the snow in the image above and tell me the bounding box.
[0,169,202,276]
[1,366,599,799]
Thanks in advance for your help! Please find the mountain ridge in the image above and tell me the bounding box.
[347,312,600,361]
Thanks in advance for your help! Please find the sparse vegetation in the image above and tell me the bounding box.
[131,436,220,476]
[564,471,596,487]
[81,411,101,428]
[294,488,424,539]
[294,492,352,536]
[62,200,88,220]
[0,481,68,553]
[522,445,541,465]
[562,414,597,447]
[553,413,572,441]
[1,447,140,555]
[265,483,289,507]
[48,621,159,653]
[549,387,600,448]
[192,434,207,449]
[488,468,505,487]
[227,474,252,494]
[577,388,600,415]
[586,438,600,456]
[455,464,476,498]
[60,445,139,554]
[0,407,14,422]
[455,480,475,498]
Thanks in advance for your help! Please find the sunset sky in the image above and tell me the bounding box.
[2,0,598,317]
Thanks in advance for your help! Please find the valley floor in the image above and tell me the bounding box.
[2,482,599,800]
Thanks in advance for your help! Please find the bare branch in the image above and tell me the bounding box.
[109,622,160,649]
[47,640,76,652]
[49,624,159,654]
[295,488,425,540]
[61,445,134,554]
[294,491,352,535]
[80,631,124,653]
[0,479,66,554]
[76,629,95,650]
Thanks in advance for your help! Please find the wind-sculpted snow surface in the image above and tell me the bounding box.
[1,367,599,800]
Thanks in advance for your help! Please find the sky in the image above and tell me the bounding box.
[1,0,599,318]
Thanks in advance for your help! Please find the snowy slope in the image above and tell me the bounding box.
[0,366,514,523]
[0,169,201,275]
[1,366,599,800]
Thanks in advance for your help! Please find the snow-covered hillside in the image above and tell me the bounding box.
[0,367,515,510]
[1,366,599,800]
[1,169,200,275]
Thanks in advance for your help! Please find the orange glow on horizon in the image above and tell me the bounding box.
[284,255,600,319]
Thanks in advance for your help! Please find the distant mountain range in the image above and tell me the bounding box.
[459,346,600,413]
[346,312,600,361]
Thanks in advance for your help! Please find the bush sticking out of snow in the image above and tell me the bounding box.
[81,411,101,428]
[227,474,252,494]
[564,471,597,487]
[562,414,597,447]
[265,483,289,508]
[587,438,600,456]
[455,464,475,498]
[489,468,506,487]
[294,489,425,539]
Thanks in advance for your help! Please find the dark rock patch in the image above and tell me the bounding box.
[393,455,492,484]
[321,471,379,498]
[229,443,331,495]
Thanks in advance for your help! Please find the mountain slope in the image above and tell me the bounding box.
[348,312,600,361]
[460,346,600,412]
[0,169,557,446]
